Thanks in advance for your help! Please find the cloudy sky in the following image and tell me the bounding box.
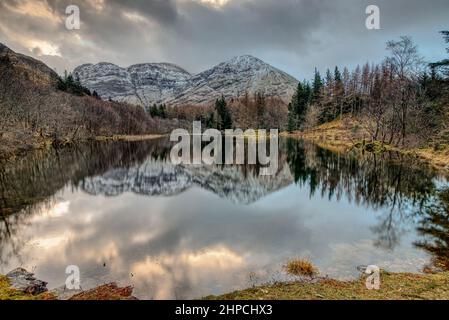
[0,0,447,79]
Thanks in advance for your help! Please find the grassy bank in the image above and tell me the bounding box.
[0,275,136,300]
[282,118,449,172]
[0,276,56,300]
[205,271,449,300]
[2,271,449,300]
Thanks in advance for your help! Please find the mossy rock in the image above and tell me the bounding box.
[434,143,449,152]
[363,141,386,153]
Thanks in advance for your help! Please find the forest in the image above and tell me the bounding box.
[286,33,449,148]
[155,33,449,151]
[1,32,448,159]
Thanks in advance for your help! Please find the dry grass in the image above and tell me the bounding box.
[205,271,449,300]
[68,283,137,300]
[410,147,449,171]
[284,259,318,277]
[282,118,449,172]
[281,118,366,151]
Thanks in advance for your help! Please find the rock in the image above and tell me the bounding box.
[356,265,368,273]
[50,285,83,300]
[6,268,48,295]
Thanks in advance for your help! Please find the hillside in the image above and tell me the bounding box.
[0,43,162,159]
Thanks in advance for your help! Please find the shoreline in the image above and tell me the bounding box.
[205,271,449,300]
[0,133,167,161]
[0,271,137,300]
[95,134,167,142]
[2,270,448,300]
[2,122,447,173]
[281,119,449,173]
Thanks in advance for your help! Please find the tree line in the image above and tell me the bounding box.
[287,33,449,147]
[147,103,168,119]
[57,71,101,98]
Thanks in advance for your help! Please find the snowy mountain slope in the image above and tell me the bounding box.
[73,55,298,107]
[167,55,298,106]
[73,62,191,105]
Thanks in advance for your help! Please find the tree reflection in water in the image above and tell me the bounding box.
[415,188,449,271]
[285,138,447,266]
[0,138,448,273]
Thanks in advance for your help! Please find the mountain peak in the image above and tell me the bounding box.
[228,54,261,62]
[223,55,267,68]
[74,55,298,106]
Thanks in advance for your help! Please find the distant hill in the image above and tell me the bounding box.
[0,43,59,87]
[0,43,161,159]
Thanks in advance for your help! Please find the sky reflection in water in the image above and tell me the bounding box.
[0,138,447,299]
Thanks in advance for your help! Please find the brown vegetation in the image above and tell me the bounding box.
[167,94,289,130]
[289,35,449,153]
[205,271,449,300]
[284,259,318,277]
[69,283,137,300]
[0,44,173,159]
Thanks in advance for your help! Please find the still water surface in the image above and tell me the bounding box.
[0,138,448,299]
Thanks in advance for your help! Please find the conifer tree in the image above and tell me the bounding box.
[289,81,310,130]
[215,96,232,130]
[287,102,296,132]
[159,104,167,119]
[312,68,323,104]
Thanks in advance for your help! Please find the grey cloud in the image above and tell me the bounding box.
[0,0,447,79]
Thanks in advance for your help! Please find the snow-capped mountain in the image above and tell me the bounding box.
[81,158,294,205]
[73,55,298,107]
[73,62,191,106]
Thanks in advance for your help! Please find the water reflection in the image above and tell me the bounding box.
[415,187,449,271]
[0,138,448,299]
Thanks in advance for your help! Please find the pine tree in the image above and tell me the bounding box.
[149,104,159,117]
[158,104,167,118]
[92,91,101,100]
[287,103,296,133]
[205,112,215,128]
[334,66,342,82]
[325,69,333,86]
[215,96,232,130]
[57,71,91,96]
[312,68,323,104]
[289,81,310,130]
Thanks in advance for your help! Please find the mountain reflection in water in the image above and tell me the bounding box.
[0,138,448,299]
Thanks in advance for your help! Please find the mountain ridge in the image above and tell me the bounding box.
[73,54,299,107]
